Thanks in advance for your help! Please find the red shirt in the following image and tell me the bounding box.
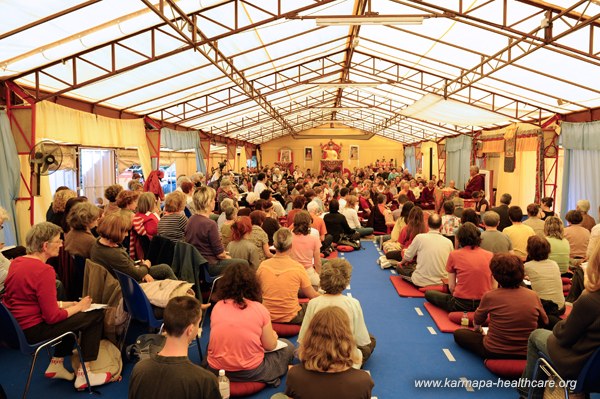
[446,247,494,300]
[3,257,68,330]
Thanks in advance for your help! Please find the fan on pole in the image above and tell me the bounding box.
[29,140,63,196]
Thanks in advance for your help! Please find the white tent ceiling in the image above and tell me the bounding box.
[2,0,600,144]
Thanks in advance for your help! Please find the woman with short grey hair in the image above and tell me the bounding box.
[257,228,319,324]
[273,227,293,252]
[3,222,109,389]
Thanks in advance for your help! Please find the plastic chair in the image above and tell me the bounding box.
[113,270,202,362]
[0,303,93,398]
[200,264,222,306]
[529,347,600,398]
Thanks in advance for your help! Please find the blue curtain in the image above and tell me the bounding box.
[0,111,21,245]
[404,146,416,175]
[445,135,472,190]
[560,121,600,221]
[160,127,206,173]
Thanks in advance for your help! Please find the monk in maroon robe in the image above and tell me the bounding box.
[459,166,485,199]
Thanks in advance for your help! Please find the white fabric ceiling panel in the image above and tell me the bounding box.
[85,63,217,109]
[401,93,511,126]
[488,64,598,109]
[431,22,508,58]
[4,0,600,145]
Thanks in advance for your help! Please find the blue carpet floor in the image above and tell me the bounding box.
[2,242,598,398]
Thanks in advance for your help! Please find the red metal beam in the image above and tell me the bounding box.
[6,0,338,102]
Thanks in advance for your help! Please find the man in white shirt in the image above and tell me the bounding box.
[396,214,453,287]
[338,187,349,210]
[253,172,267,194]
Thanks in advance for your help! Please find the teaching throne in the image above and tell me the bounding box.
[320,140,343,173]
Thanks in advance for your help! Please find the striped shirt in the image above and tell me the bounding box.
[158,213,188,241]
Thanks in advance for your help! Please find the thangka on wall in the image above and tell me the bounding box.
[504,125,518,173]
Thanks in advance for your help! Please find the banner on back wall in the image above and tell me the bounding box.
[504,125,518,173]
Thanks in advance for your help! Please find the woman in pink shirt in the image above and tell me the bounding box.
[207,262,294,385]
[3,222,109,389]
[290,211,322,288]
[425,222,496,312]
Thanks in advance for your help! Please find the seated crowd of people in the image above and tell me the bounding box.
[1,162,600,398]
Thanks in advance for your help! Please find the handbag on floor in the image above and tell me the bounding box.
[125,333,166,363]
[337,231,361,250]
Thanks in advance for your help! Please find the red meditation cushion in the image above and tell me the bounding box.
[230,381,267,397]
[337,245,354,252]
[418,285,447,293]
[484,359,527,378]
[271,322,301,337]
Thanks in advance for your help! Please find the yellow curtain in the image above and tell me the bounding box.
[482,140,504,153]
[29,101,151,224]
[495,151,538,209]
[36,101,151,176]
[516,136,538,152]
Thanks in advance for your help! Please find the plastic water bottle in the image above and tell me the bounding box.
[218,369,230,399]
[461,311,469,328]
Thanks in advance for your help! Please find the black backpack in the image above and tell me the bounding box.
[126,333,166,363]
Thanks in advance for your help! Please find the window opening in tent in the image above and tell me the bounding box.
[247,155,257,169]
[49,169,77,195]
[160,163,177,195]
[117,163,176,194]
[118,165,143,190]
[79,148,116,204]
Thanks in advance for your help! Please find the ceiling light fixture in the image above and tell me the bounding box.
[315,15,425,26]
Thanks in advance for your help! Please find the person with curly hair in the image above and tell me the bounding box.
[206,262,294,386]
[298,259,376,367]
[283,307,374,399]
[47,189,77,229]
[454,253,547,360]
[116,190,140,212]
[103,184,124,216]
[425,222,495,312]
